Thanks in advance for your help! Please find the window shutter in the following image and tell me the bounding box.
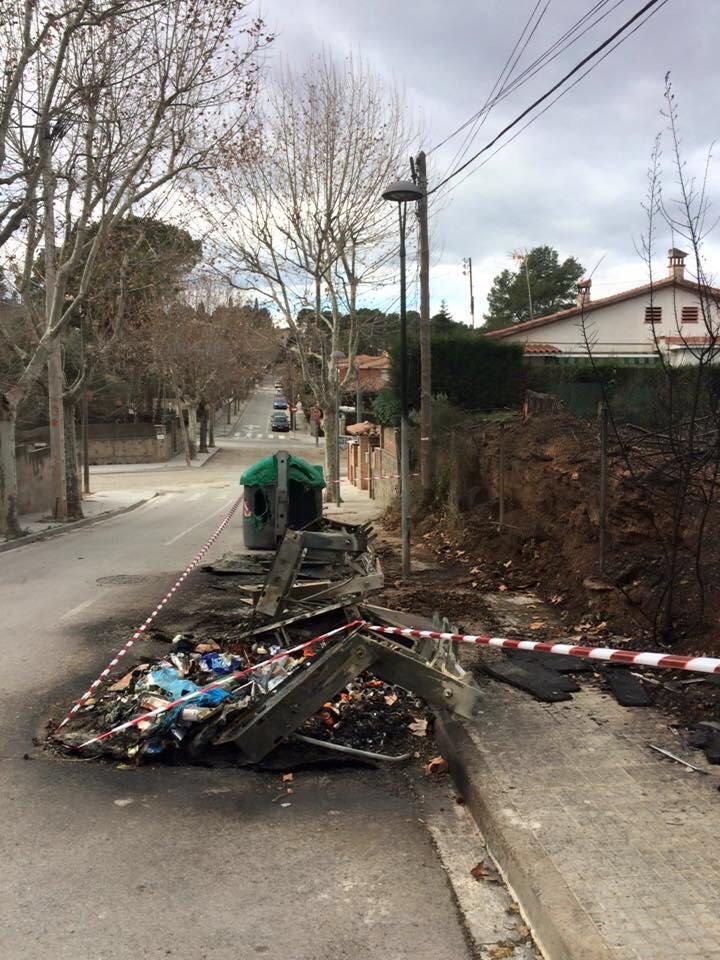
[681,305,699,323]
[644,306,662,324]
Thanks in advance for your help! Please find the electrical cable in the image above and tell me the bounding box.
[432,0,669,200]
[428,0,623,159]
[429,0,669,197]
[439,0,551,183]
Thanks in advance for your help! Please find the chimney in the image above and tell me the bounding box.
[667,248,687,281]
[576,278,591,308]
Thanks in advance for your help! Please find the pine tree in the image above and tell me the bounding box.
[483,245,584,331]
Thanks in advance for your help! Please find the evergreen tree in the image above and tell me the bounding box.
[483,245,584,331]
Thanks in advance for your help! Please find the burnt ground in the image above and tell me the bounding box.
[373,522,720,751]
[46,567,439,770]
[431,413,720,656]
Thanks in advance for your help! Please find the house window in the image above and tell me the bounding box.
[681,305,699,323]
[644,306,662,324]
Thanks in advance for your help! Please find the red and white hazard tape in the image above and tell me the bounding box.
[325,473,420,485]
[364,624,720,675]
[55,496,243,731]
[76,621,362,749]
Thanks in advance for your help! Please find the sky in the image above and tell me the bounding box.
[257,0,719,326]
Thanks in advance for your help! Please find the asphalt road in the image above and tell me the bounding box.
[0,383,475,960]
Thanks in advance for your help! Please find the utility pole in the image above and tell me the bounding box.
[354,361,362,425]
[415,150,432,501]
[462,257,476,327]
[512,249,534,323]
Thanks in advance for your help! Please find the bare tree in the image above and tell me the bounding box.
[0,0,269,535]
[580,78,720,641]
[202,52,415,492]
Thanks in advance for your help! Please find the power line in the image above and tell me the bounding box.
[429,0,669,197]
[438,0,551,184]
[428,0,623,161]
[433,0,669,199]
[431,0,547,158]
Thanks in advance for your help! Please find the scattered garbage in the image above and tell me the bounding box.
[52,463,484,766]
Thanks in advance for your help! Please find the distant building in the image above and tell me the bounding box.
[485,249,719,365]
[338,353,392,395]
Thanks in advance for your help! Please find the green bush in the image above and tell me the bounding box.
[390,332,525,411]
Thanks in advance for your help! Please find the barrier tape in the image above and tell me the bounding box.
[325,473,420,484]
[55,496,243,731]
[75,621,361,749]
[364,624,720,675]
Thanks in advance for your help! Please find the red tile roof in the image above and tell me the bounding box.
[661,336,714,346]
[523,342,562,355]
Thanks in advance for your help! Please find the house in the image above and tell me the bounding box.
[337,353,392,394]
[485,249,719,365]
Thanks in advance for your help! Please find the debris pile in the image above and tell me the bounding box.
[53,516,482,766]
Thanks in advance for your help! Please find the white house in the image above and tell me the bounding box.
[485,249,719,365]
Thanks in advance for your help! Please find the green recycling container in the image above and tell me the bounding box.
[241,482,277,550]
[240,453,325,550]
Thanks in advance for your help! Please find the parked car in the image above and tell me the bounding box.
[274,380,283,389]
[273,398,288,410]
[271,415,290,432]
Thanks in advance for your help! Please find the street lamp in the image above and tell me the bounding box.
[382,178,424,578]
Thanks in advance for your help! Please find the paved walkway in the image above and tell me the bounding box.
[438,598,720,960]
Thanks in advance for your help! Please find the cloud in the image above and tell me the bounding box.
[259,0,719,321]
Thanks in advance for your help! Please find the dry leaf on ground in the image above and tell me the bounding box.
[424,756,449,776]
[470,859,501,883]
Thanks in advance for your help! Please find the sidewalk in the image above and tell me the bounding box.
[0,489,152,550]
[324,478,384,526]
[437,631,720,960]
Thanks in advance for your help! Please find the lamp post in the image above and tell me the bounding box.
[382,179,424,578]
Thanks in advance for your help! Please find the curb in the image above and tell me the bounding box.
[90,446,221,477]
[0,497,151,555]
[435,712,615,960]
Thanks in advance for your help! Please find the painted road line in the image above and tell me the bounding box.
[59,596,102,622]
[163,498,235,547]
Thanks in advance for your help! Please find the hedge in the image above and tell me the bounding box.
[390,332,525,411]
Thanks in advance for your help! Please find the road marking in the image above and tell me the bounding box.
[163,499,235,546]
[59,596,100,622]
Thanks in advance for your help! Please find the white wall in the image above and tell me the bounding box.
[500,285,714,356]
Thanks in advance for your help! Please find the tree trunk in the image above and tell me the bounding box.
[208,412,215,448]
[324,398,339,504]
[170,370,192,467]
[188,405,198,457]
[0,398,21,537]
[47,341,68,520]
[64,398,83,520]
[198,401,208,453]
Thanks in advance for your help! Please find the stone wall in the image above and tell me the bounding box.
[86,422,178,464]
[15,444,53,515]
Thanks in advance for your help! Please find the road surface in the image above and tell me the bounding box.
[0,383,477,960]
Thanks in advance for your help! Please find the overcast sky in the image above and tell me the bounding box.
[259,0,717,325]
